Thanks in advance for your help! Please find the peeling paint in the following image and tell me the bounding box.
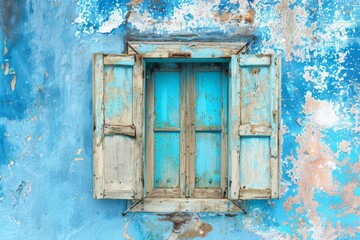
[10,74,16,91]
[0,0,359,239]
[159,213,213,239]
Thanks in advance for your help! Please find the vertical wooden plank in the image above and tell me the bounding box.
[180,65,186,198]
[132,54,144,199]
[221,67,228,198]
[187,64,195,198]
[93,54,104,199]
[270,54,281,198]
[228,55,241,200]
[145,64,155,197]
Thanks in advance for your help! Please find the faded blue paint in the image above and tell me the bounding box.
[0,0,359,239]
[240,65,270,124]
[154,71,180,128]
[104,65,133,123]
[154,132,180,189]
[195,71,223,128]
[195,132,222,189]
[240,137,270,189]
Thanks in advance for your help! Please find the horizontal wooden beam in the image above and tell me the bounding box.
[131,198,241,212]
[153,127,181,132]
[103,55,135,66]
[103,190,135,199]
[239,55,271,66]
[128,42,248,58]
[195,127,222,132]
[239,189,271,199]
[104,124,136,137]
[239,124,272,136]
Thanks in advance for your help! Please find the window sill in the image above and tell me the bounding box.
[129,198,241,213]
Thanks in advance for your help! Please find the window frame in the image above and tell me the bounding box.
[93,41,281,213]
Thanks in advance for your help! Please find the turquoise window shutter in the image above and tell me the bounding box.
[229,54,280,200]
[93,54,144,200]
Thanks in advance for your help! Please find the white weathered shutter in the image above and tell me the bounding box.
[93,54,144,199]
[229,54,280,200]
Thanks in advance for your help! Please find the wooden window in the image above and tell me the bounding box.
[93,42,281,212]
[145,63,228,199]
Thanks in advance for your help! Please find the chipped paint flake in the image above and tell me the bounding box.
[3,37,8,56]
[4,61,9,75]
[76,148,82,155]
[338,140,350,153]
[303,92,339,128]
[10,74,16,91]
[98,9,125,33]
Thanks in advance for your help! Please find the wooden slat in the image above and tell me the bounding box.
[228,55,241,200]
[193,189,223,199]
[93,54,105,199]
[270,54,281,198]
[104,55,135,65]
[131,55,144,200]
[146,189,180,198]
[131,198,240,212]
[103,136,133,194]
[145,64,155,197]
[220,67,228,199]
[104,124,136,137]
[180,66,186,198]
[239,189,271,199]
[103,190,134,199]
[128,42,248,58]
[188,64,195,197]
[194,127,222,132]
[239,54,271,66]
[153,127,181,132]
[239,124,272,136]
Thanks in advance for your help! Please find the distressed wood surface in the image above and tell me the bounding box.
[180,66,186,198]
[238,54,280,199]
[104,55,135,65]
[239,55,271,66]
[185,64,192,198]
[131,198,240,212]
[239,189,271,199]
[191,64,228,198]
[93,54,144,200]
[132,55,144,199]
[239,124,272,136]
[128,42,248,58]
[145,64,155,197]
[221,66,228,199]
[228,55,241,200]
[93,54,105,199]
[104,124,135,137]
[270,55,281,198]
[146,63,182,198]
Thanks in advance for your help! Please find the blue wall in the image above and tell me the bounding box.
[0,0,359,239]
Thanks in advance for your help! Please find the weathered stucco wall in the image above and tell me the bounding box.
[0,0,359,239]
